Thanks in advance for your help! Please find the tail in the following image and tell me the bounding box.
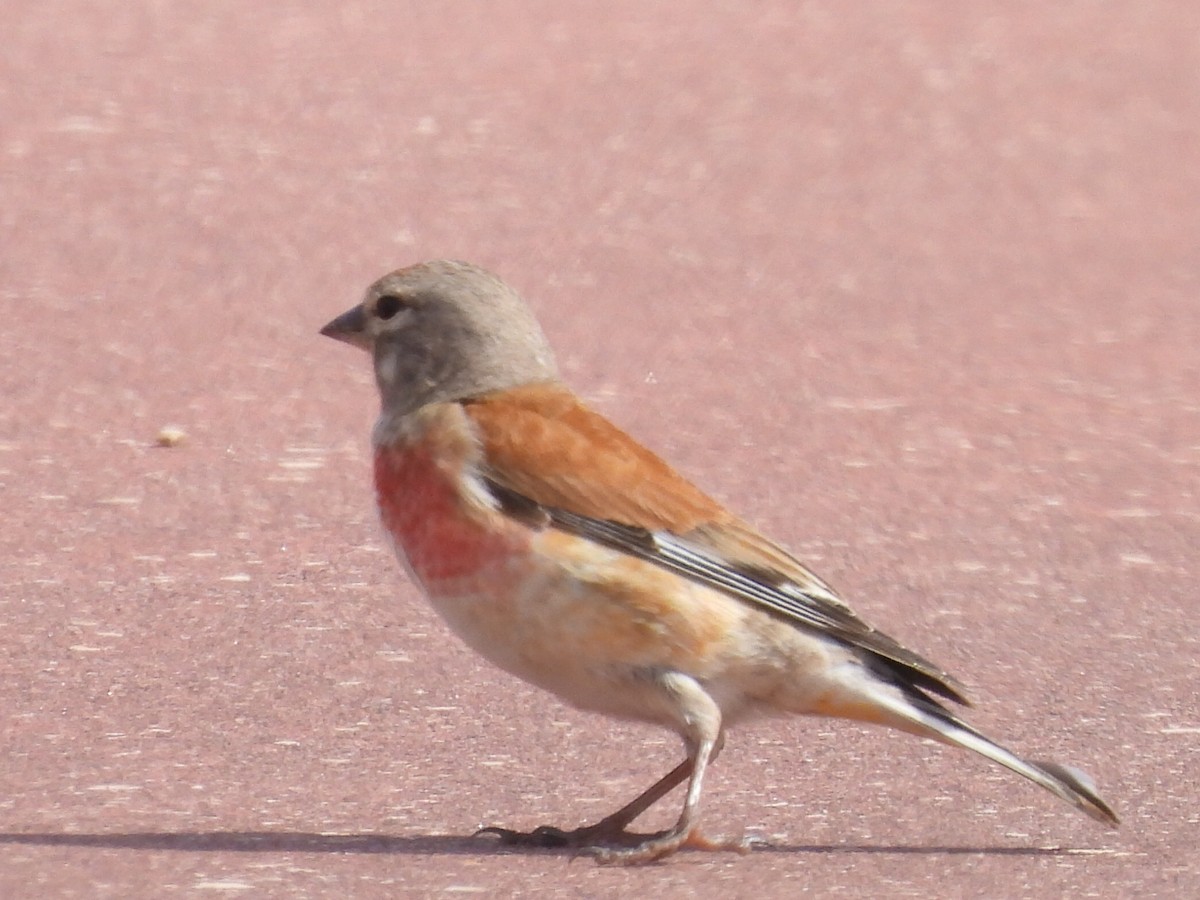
[838,671,1119,827]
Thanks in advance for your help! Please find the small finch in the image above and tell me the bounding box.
[321,260,1117,864]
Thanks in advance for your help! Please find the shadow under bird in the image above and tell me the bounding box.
[320,259,1118,864]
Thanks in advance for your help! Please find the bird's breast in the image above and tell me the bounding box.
[373,424,524,584]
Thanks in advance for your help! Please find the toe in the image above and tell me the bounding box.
[586,833,686,866]
[682,828,755,854]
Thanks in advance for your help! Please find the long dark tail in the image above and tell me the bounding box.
[842,671,1119,826]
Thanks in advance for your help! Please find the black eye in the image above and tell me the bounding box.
[376,294,404,320]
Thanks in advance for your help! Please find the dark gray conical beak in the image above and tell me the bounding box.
[320,305,371,350]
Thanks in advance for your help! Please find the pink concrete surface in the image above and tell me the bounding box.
[3,2,1197,896]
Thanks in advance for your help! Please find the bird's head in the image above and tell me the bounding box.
[321,260,559,417]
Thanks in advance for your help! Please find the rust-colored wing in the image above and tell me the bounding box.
[463,383,726,532]
[461,383,969,705]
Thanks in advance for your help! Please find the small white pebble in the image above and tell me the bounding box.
[156,426,187,447]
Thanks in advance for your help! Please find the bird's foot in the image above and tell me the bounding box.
[478,817,754,864]
[584,826,754,865]
[476,815,653,850]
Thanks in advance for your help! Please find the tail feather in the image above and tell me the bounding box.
[921,709,1119,826]
[850,677,1119,827]
[1027,759,1119,827]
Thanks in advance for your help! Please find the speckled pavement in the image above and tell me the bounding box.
[3,3,1196,896]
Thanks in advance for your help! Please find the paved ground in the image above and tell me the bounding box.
[3,2,1197,897]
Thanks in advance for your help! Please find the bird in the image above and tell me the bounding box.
[320,259,1118,864]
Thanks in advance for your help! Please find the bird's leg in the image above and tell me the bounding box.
[480,674,750,862]
[583,675,751,865]
[585,732,750,865]
[477,756,693,848]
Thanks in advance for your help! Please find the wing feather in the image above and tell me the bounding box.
[464,385,969,705]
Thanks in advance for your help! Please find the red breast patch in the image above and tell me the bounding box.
[374,442,525,582]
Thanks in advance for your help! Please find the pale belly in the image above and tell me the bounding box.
[401,532,725,721]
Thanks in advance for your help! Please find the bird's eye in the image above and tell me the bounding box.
[376,294,405,320]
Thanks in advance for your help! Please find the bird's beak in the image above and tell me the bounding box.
[320,305,371,350]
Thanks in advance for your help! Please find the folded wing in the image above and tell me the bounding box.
[463,383,969,705]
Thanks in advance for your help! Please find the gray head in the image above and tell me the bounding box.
[321,260,559,417]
